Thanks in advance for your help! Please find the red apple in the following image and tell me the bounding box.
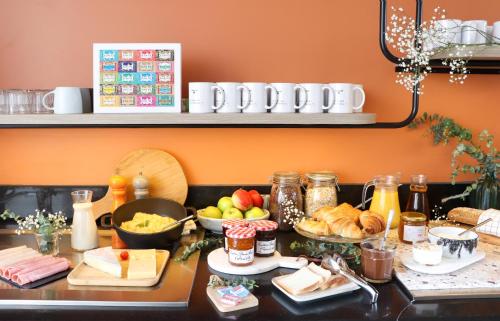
[231,189,253,211]
[248,190,264,208]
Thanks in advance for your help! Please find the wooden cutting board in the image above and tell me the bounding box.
[206,286,258,313]
[67,249,169,287]
[92,149,188,220]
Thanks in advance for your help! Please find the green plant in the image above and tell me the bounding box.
[207,275,258,290]
[1,209,68,235]
[410,112,499,203]
[290,240,361,267]
[175,236,223,262]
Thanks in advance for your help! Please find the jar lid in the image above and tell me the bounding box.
[222,219,249,229]
[411,174,427,185]
[306,171,338,182]
[226,226,256,239]
[250,220,278,231]
[402,212,427,222]
[272,171,301,184]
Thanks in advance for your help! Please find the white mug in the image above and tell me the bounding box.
[492,21,500,44]
[269,83,307,113]
[297,83,333,113]
[352,84,365,113]
[215,82,250,113]
[42,87,83,114]
[434,19,462,48]
[462,20,488,44]
[328,83,365,113]
[189,82,224,113]
[241,82,277,113]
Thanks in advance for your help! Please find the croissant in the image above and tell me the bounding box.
[296,219,330,236]
[312,203,361,225]
[327,217,364,239]
[360,211,386,234]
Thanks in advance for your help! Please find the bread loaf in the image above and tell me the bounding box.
[448,207,483,225]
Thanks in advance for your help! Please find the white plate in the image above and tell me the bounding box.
[400,250,486,274]
[272,275,359,302]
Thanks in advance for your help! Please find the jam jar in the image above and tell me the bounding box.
[250,220,278,257]
[398,212,427,244]
[226,226,256,266]
[222,219,249,252]
[269,171,303,231]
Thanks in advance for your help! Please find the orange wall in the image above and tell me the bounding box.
[0,0,498,185]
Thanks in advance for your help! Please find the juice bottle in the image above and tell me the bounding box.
[362,175,401,229]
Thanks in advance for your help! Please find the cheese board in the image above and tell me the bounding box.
[207,248,308,275]
[67,249,169,287]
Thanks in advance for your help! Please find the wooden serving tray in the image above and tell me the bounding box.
[67,249,169,287]
[206,286,258,313]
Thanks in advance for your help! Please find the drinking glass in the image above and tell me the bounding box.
[360,238,397,283]
[0,90,8,114]
[8,90,32,114]
[31,90,53,114]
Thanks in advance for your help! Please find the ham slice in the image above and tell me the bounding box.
[1,255,55,278]
[0,246,27,256]
[0,246,31,262]
[14,259,70,285]
[10,257,64,282]
[0,249,41,267]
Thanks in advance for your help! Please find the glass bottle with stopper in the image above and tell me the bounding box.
[405,174,430,221]
[110,173,128,249]
[71,190,98,251]
[133,171,149,199]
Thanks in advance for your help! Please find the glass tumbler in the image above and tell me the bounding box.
[8,90,32,114]
[360,238,397,283]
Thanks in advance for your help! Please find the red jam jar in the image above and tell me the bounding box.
[222,219,249,252]
[226,226,256,266]
[250,220,278,257]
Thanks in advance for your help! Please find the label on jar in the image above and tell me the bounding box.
[403,225,426,242]
[256,239,276,255]
[228,248,254,264]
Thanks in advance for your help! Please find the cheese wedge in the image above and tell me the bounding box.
[83,247,121,278]
[127,249,156,280]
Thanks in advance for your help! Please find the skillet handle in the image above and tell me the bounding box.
[185,207,198,218]
[99,213,113,228]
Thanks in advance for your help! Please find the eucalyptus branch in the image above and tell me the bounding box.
[207,275,258,290]
[175,236,223,262]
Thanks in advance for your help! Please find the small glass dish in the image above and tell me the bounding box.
[412,240,443,266]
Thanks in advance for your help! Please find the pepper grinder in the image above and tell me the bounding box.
[110,173,128,249]
[133,172,149,200]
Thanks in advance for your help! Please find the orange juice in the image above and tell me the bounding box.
[370,189,401,229]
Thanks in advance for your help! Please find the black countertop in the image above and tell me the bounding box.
[0,232,498,321]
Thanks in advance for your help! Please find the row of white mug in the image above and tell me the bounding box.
[189,82,365,114]
[428,19,500,49]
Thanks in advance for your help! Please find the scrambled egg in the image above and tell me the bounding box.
[120,212,177,233]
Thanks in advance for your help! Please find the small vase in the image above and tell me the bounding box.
[470,177,499,210]
[34,232,59,255]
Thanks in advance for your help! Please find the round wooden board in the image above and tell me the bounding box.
[93,149,188,219]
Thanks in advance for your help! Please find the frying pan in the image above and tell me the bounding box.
[112,198,196,249]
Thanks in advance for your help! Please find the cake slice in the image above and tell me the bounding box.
[127,249,156,280]
[83,247,122,278]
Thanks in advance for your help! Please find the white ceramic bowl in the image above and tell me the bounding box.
[428,226,478,259]
[197,209,270,233]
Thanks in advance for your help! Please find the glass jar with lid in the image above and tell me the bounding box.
[269,171,303,231]
[305,171,338,217]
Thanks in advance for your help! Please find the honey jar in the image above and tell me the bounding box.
[222,219,249,252]
[250,220,278,257]
[398,212,427,244]
[226,226,256,266]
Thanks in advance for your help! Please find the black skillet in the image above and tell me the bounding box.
[112,198,196,249]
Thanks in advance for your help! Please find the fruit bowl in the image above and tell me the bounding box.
[198,209,270,233]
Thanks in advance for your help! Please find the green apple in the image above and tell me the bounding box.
[245,207,265,219]
[217,196,233,213]
[201,206,222,219]
[222,208,243,219]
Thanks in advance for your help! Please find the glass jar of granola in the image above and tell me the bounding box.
[269,171,303,231]
[305,172,338,217]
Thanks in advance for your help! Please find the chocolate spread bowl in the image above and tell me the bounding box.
[428,226,478,259]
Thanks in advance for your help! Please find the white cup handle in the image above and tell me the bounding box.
[237,85,251,110]
[322,86,335,110]
[353,87,365,111]
[265,85,279,110]
[42,91,55,110]
[212,85,225,110]
[294,85,308,110]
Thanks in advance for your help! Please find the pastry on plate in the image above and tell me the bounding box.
[359,211,386,234]
[296,219,330,236]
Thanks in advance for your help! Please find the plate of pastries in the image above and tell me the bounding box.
[295,203,386,243]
